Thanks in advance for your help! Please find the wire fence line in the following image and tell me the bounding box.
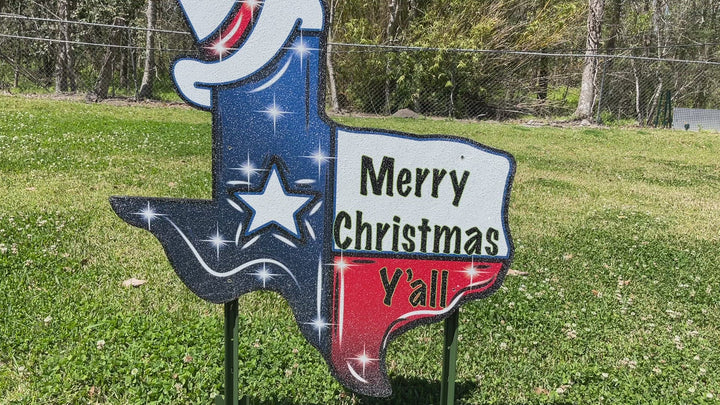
[333,43,720,66]
[0,33,191,53]
[7,32,720,66]
[3,12,720,57]
[2,11,720,65]
[0,13,191,35]
[1,13,719,126]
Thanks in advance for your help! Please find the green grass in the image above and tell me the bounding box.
[1,95,719,404]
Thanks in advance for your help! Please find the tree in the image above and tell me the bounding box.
[138,0,156,99]
[326,0,340,111]
[575,0,605,119]
[55,0,76,93]
[87,17,126,101]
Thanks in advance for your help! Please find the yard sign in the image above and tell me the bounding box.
[111,0,515,397]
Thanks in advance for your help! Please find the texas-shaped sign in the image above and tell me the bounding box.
[110,0,515,397]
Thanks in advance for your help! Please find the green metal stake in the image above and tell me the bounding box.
[216,300,240,405]
[440,310,460,405]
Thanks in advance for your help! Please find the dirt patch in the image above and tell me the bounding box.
[392,108,421,119]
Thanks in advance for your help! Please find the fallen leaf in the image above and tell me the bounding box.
[122,278,147,288]
[183,354,193,363]
[89,386,98,398]
[507,269,528,277]
[534,387,550,395]
[563,253,574,261]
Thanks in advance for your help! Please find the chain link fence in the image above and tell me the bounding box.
[329,44,720,127]
[0,13,193,98]
[2,12,720,128]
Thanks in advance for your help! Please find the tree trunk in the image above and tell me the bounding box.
[386,0,402,43]
[536,53,549,100]
[326,0,340,112]
[383,0,405,114]
[55,0,76,93]
[574,0,605,119]
[605,0,623,54]
[138,0,157,100]
[14,17,21,88]
[645,80,663,126]
[88,17,126,102]
[384,57,392,115]
[119,50,129,91]
[631,59,642,123]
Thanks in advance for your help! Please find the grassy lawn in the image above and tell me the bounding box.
[1,95,719,404]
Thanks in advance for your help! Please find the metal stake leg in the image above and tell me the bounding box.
[440,310,460,405]
[219,300,239,405]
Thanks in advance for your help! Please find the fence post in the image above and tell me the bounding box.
[14,16,22,88]
[595,57,608,124]
[128,29,139,101]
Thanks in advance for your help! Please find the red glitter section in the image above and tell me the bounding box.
[329,256,503,391]
[206,2,256,55]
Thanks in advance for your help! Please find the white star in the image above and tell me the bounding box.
[463,259,480,284]
[292,38,311,56]
[332,254,355,273]
[249,263,280,288]
[258,95,290,135]
[234,166,313,238]
[305,317,332,341]
[201,224,232,260]
[231,153,266,191]
[349,345,378,377]
[134,202,164,231]
[291,37,318,71]
[302,145,334,179]
[209,40,230,59]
